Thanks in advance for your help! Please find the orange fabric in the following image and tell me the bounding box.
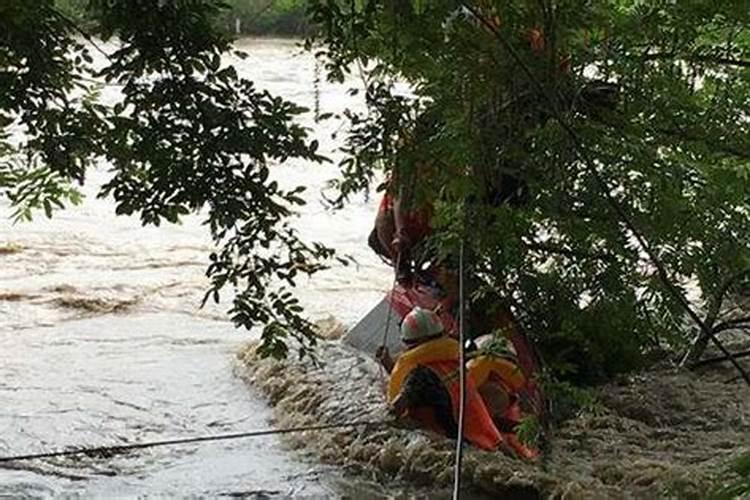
[469,356,540,459]
[388,337,503,451]
[527,28,545,53]
[502,432,540,460]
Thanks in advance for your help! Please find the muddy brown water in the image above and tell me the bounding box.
[0,38,395,497]
[239,335,750,499]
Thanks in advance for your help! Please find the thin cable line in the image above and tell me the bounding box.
[0,420,388,464]
[452,239,466,500]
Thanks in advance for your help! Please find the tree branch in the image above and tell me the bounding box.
[641,52,750,68]
[713,317,750,335]
[684,269,750,364]
[464,3,750,386]
[655,127,750,160]
[523,240,616,262]
[45,5,111,61]
[691,348,750,369]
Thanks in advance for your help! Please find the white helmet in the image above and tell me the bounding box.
[400,307,444,342]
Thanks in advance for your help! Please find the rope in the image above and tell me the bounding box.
[0,420,388,464]
[452,239,466,500]
[377,252,402,392]
[381,252,402,349]
[378,253,401,394]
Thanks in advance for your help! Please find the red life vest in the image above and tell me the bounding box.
[377,191,432,245]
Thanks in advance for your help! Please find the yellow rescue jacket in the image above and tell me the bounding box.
[387,336,503,451]
[468,355,526,393]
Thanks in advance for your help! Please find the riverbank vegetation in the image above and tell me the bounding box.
[217,0,310,36]
[310,0,750,386]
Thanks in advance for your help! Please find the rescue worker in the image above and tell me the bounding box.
[368,111,439,284]
[375,307,503,451]
[369,175,432,284]
[469,335,539,459]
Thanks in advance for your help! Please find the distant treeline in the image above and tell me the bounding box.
[55,0,310,37]
[217,0,310,36]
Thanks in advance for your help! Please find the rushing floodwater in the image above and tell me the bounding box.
[0,38,392,497]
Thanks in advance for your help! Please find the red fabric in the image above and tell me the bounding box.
[480,375,538,459]
[501,432,540,460]
[424,360,503,451]
[377,192,432,244]
[377,191,391,213]
[388,284,457,336]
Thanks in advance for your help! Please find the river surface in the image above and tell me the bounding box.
[0,38,392,498]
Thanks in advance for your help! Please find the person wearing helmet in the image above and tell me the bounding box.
[375,307,503,451]
[468,335,540,460]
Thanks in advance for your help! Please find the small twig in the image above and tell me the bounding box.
[523,240,616,263]
[45,5,111,61]
[641,52,750,68]
[692,348,750,369]
[713,318,750,335]
[683,270,750,364]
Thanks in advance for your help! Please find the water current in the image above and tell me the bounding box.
[0,38,392,498]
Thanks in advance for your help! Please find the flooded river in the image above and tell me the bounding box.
[0,39,392,497]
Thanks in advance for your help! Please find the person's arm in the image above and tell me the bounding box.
[389,393,409,416]
[375,346,395,373]
[390,159,418,255]
[391,195,411,255]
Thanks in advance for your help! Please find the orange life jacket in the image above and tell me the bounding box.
[387,337,502,451]
[468,355,539,459]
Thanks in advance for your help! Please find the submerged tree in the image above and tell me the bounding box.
[308,0,750,382]
[0,0,334,358]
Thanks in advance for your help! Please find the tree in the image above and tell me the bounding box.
[0,0,334,359]
[217,0,311,35]
[308,0,750,382]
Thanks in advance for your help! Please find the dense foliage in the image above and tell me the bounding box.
[309,0,750,382]
[711,450,750,500]
[56,0,310,36]
[0,0,333,358]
